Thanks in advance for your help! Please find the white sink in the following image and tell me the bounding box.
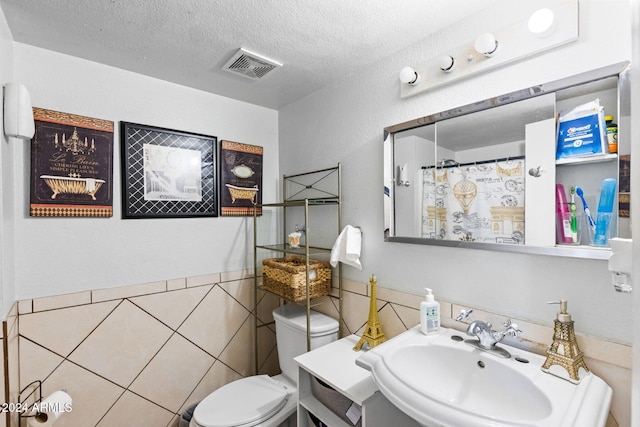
[356,327,612,427]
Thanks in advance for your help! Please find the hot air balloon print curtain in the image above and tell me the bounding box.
[421,158,525,244]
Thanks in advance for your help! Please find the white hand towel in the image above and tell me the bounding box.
[330,225,362,270]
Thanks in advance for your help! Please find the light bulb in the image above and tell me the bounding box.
[474,32,499,57]
[528,8,556,37]
[438,56,456,72]
[399,66,420,85]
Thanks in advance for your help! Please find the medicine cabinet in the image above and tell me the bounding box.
[384,61,630,259]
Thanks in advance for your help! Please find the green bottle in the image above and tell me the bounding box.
[605,115,618,154]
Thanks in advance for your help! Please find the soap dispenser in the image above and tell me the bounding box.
[420,288,440,335]
[541,300,590,383]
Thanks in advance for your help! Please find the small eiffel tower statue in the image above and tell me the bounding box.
[354,274,386,351]
[541,301,589,383]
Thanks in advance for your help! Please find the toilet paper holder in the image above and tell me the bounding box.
[19,380,72,426]
[18,379,43,420]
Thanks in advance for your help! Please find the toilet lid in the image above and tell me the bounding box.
[192,375,291,427]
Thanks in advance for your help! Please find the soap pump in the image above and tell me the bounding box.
[420,288,440,335]
[541,300,590,384]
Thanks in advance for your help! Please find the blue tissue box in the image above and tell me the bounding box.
[556,112,606,159]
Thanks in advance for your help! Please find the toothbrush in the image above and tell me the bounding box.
[575,187,596,232]
[569,187,578,243]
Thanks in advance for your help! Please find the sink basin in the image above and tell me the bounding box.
[356,327,612,427]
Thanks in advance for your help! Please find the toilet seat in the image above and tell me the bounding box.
[191,375,292,427]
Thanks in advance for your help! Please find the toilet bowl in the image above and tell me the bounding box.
[189,304,339,427]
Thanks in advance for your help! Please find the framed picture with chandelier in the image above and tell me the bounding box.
[120,122,218,219]
[30,108,114,217]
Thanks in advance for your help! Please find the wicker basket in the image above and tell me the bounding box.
[262,256,332,301]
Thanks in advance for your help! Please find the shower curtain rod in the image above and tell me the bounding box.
[421,155,525,170]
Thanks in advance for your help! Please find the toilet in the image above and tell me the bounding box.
[190,304,339,427]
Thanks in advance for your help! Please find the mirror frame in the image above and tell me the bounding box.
[384,61,631,260]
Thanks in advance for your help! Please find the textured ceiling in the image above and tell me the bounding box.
[0,0,497,109]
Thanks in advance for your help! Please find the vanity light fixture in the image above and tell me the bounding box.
[528,8,556,38]
[474,32,499,57]
[398,0,578,98]
[399,66,420,85]
[438,55,456,72]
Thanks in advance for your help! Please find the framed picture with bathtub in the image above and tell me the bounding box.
[30,108,114,217]
[120,122,218,219]
[219,140,263,216]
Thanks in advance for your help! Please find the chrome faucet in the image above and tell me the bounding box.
[456,308,522,358]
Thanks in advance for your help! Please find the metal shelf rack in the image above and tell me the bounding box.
[253,164,343,374]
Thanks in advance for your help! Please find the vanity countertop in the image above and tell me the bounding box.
[294,334,378,405]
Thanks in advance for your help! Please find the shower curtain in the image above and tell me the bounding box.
[422,158,525,244]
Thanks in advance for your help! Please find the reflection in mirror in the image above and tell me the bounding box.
[390,124,435,237]
[389,95,555,243]
[431,95,555,243]
[384,62,630,258]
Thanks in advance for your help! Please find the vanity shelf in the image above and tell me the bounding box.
[295,335,419,427]
[555,153,618,166]
[253,164,343,374]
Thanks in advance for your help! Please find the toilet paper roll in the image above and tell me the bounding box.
[28,390,72,427]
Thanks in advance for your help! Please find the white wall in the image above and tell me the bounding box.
[279,0,633,343]
[630,0,640,423]
[0,6,16,316]
[9,43,279,306]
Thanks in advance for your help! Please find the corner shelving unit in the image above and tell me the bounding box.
[253,163,343,374]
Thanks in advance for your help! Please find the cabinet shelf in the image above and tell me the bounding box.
[556,153,618,166]
[299,396,353,427]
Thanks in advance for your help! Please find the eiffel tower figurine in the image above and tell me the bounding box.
[354,274,386,351]
[541,300,589,383]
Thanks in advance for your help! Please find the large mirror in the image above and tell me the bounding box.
[384,62,630,259]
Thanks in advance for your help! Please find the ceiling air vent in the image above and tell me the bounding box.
[222,48,282,80]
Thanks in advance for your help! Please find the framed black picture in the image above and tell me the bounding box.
[30,108,114,217]
[120,122,218,218]
[220,140,263,216]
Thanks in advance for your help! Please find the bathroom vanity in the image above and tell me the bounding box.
[295,335,419,427]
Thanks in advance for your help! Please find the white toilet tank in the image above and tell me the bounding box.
[272,304,339,383]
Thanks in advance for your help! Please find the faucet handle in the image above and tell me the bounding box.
[456,308,474,322]
[503,319,522,337]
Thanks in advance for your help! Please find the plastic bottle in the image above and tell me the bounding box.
[555,184,573,244]
[420,288,440,335]
[605,115,618,154]
[593,178,617,246]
